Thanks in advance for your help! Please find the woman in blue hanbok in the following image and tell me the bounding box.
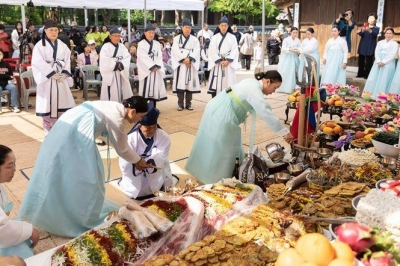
[388,39,400,94]
[321,26,348,85]
[364,28,398,99]
[185,71,294,185]
[298,28,320,84]
[0,145,39,259]
[18,96,152,237]
[277,27,301,93]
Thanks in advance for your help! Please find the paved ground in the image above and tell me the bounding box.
[0,62,366,255]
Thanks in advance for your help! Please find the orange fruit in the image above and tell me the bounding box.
[335,100,343,106]
[275,248,305,266]
[331,240,355,262]
[333,126,342,134]
[328,258,355,266]
[326,122,336,128]
[295,233,335,266]
[323,127,334,134]
[320,123,327,131]
[327,99,335,105]
[300,263,320,266]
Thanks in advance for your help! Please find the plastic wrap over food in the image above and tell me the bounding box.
[125,200,174,234]
[197,184,268,239]
[118,206,158,239]
[135,196,204,264]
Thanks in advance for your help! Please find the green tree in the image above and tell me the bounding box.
[207,0,279,25]
[119,10,154,25]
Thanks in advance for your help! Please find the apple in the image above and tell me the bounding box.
[355,131,365,139]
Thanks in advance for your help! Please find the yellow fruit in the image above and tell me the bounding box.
[327,99,335,105]
[320,123,327,131]
[364,134,373,141]
[335,100,343,106]
[331,240,355,262]
[276,248,305,266]
[364,128,377,135]
[300,264,320,266]
[323,127,334,134]
[295,233,335,266]
[288,95,297,102]
[328,258,355,266]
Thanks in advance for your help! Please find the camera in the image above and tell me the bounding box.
[341,12,348,17]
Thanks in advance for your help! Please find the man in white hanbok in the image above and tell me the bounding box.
[119,108,177,200]
[32,20,75,134]
[321,26,348,86]
[137,23,167,108]
[171,18,201,111]
[207,16,239,97]
[99,27,132,103]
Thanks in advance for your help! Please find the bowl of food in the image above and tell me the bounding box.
[287,164,303,176]
[317,148,333,158]
[274,172,292,184]
[351,194,365,210]
[306,151,321,160]
[376,178,391,189]
[371,139,399,158]
[380,157,397,170]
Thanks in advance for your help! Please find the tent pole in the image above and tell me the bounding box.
[84,7,88,27]
[261,0,265,72]
[21,5,26,33]
[94,9,98,26]
[144,0,147,28]
[128,9,131,43]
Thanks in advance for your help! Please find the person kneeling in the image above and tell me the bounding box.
[119,108,178,200]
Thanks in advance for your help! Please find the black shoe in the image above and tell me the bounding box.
[355,75,363,78]
[186,105,193,111]
[96,139,106,146]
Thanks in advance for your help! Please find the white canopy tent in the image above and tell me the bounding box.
[0,0,204,10]
[2,0,205,43]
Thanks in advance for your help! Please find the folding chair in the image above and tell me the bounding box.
[80,65,102,100]
[19,69,37,110]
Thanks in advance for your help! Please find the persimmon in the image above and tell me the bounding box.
[328,258,355,266]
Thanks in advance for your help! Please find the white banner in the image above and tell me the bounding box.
[294,3,300,28]
[376,0,385,36]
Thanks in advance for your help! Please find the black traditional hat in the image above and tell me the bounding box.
[145,22,155,32]
[219,15,229,24]
[109,27,120,35]
[140,108,159,125]
[182,18,192,27]
[44,20,58,29]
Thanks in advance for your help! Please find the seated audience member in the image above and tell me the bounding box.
[0,145,39,259]
[119,108,178,200]
[0,48,20,114]
[88,40,99,61]
[77,42,98,67]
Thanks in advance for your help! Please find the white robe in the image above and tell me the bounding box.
[119,128,175,199]
[137,39,167,101]
[0,184,32,249]
[207,32,239,94]
[32,39,75,118]
[99,42,133,102]
[171,34,201,93]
